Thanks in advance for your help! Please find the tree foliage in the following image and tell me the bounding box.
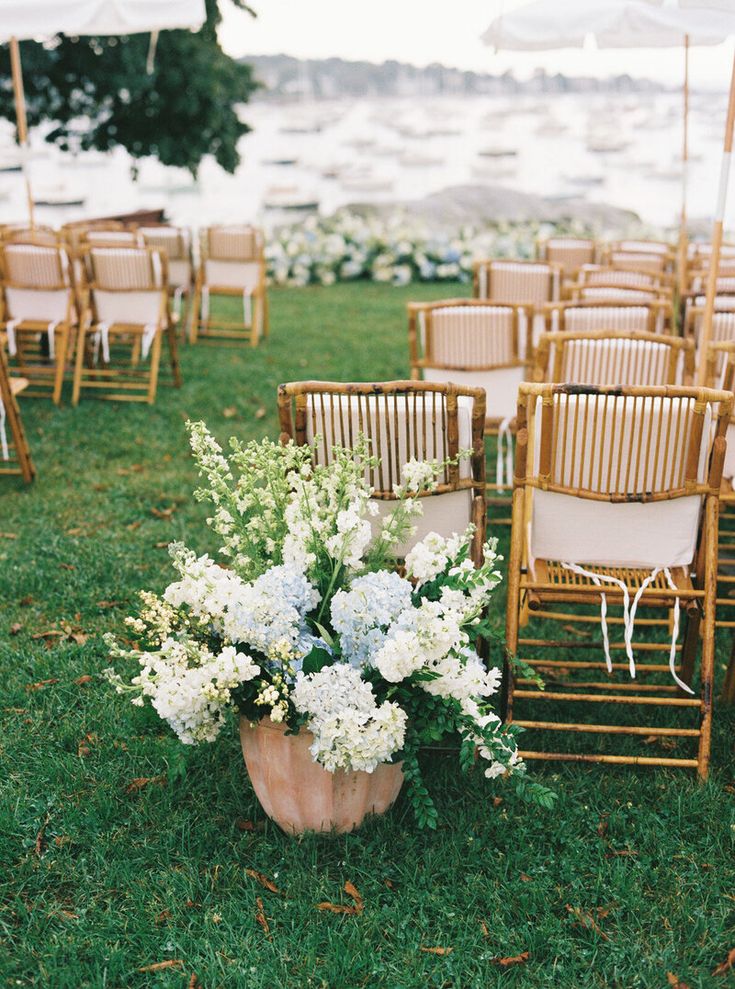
[0,0,259,175]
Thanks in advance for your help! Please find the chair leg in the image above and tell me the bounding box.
[166,323,182,388]
[190,278,201,344]
[52,324,69,405]
[722,636,735,705]
[697,498,718,781]
[71,325,87,406]
[147,332,163,405]
[679,603,701,693]
[262,290,270,339]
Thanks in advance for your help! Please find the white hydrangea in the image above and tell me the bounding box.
[125,640,260,745]
[372,598,466,683]
[404,530,466,588]
[330,570,414,666]
[292,664,407,772]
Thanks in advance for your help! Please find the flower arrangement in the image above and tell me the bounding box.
[265,210,603,288]
[106,423,555,828]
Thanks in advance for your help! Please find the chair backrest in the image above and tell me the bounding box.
[571,284,664,305]
[548,300,666,335]
[0,242,75,324]
[515,382,731,570]
[1,225,58,246]
[63,221,126,252]
[277,380,486,558]
[202,225,263,262]
[606,250,668,275]
[81,229,140,248]
[534,330,693,388]
[538,237,596,275]
[139,226,191,261]
[84,246,167,326]
[577,264,670,292]
[408,300,530,421]
[474,259,560,306]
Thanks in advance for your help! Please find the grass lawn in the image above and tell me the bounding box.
[1,281,734,989]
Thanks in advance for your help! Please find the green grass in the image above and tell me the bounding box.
[1,282,734,988]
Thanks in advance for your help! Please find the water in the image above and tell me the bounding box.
[0,89,730,233]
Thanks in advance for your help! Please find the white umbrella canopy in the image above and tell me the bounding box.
[0,0,206,40]
[3,0,206,224]
[482,0,732,50]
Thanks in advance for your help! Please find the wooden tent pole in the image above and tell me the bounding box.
[9,36,35,228]
[698,50,735,386]
[678,34,690,299]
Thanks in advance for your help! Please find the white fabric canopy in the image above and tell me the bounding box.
[0,0,205,41]
[482,0,732,50]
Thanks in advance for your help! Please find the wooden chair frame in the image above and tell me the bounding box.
[505,381,732,777]
[472,258,562,306]
[536,237,597,280]
[533,330,695,388]
[0,344,34,483]
[191,226,269,346]
[140,226,194,335]
[0,241,78,404]
[72,246,181,405]
[277,379,487,566]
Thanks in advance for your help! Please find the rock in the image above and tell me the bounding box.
[344,183,641,232]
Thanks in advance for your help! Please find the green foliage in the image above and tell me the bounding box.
[0,0,259,174]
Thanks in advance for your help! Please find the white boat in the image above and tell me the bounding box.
[478,146,518,159]
[262,186,319,211]
[33,184,85,207]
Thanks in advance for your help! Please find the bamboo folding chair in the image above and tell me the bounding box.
[570,283,669,306]
[72,246,181,405]
[0,344,34,483]
[191,225,268,345]
[536,237,597,281]
[704,343,735,704]
[575,264,674,296]
[139,226,193,329]
[473,259,561,350]
[79,229,141,249]
[277,380,487,563]
[1,224,59,246]
[505,382,731,777]
[546,299,672,336]
[533,330,694,388]
[407,299,531,518]
[0,241,77,404]
[604,240,674,275]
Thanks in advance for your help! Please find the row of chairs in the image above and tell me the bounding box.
[277,377,734,778]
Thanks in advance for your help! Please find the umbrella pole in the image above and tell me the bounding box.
[9,37,35,229]
[678,34,690,301]
[697,50,735,387]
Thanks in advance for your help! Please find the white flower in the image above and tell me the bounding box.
[330,570,413,666]
[292,664,407,772]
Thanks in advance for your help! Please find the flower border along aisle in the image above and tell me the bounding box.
[106,423,555,833]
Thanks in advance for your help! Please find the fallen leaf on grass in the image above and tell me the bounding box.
[222,406,238,418]
[154,541,170,549]
[59,563,75,571]
[55,909,79,921]
[138,960,183,973]
[34,819,48,856]
[31,630,65,641]
[562,624,592,638]
[255,897,271,937]
[188,975,200,989]
[25,678,59,691]
[519,872,532,882]
[667,973,691,989]
[384,879,396,890]
[66,527,87,537]
[245,869,280,894]
[254,407,266,419]
[155,909,172,925]
[492,951,530,968]
[4,707,27,714]
[0,531,17,539]
[566,904,610,941]
[54,836,70,848]
[236,818,256,832]
[116,464,145,476]
[184,899,201,909]
[480,920,490,939]
[9,622,22,635]
[492,796,504,808]
[712,948,735,976]
[421,946,453,956]
[643,735,677,751]
[74,674,93,686]
[316,882,364,915]
[606,849,638,858]
[19,595,33,606]
[126,521,142,532]
[96,600,124,609]
[125,775,166,794]
[77,733,97,758]
[150,505,177,520]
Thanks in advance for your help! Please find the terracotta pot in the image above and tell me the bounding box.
[239,716,404,835]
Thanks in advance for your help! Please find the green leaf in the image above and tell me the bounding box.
[301,646,334,676]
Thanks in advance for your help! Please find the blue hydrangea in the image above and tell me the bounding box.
[331,570,413,666]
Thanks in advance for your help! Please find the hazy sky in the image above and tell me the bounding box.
[218,0,735,89]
